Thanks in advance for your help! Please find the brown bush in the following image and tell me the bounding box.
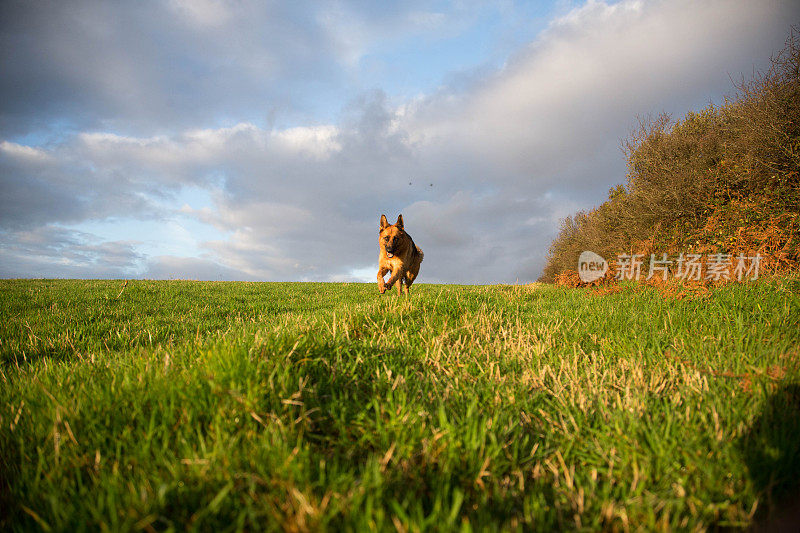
[554,264,616,288]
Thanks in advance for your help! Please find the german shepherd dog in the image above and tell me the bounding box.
[378,214,423,295]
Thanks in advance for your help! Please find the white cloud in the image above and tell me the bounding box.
[168,0,233,28]
[404,0,794,181]
[0,226,144,278]
[274,126,342,157]
[143,255,256,281]
[0,141,51,162]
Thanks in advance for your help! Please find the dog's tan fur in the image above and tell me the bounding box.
[378,214,423,295]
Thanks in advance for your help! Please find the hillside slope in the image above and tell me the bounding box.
[541,31,800,283]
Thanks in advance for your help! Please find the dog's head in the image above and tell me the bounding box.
[379,214,405,258]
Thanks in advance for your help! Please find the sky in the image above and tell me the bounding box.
[1,0,798,283]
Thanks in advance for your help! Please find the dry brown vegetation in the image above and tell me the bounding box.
[542,30,800,283]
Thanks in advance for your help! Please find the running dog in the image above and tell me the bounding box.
[377,214,423,295]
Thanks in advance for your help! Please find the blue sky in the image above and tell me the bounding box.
[1,0,798,282]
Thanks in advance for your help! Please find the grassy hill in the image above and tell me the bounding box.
[2,279,799,531]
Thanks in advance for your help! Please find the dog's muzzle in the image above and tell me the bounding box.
[385,247,394,258]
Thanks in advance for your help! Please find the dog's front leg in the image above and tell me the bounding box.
[385,267,406,294]
[378,267,389,293]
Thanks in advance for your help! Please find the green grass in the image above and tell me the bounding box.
[1,278,799,531]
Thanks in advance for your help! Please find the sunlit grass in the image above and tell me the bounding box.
[1,279,799,531]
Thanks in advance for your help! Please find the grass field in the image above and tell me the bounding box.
[2,278,800,531]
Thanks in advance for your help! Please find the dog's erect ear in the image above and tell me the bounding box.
[396,214,404,229]
[380,214,389,229]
